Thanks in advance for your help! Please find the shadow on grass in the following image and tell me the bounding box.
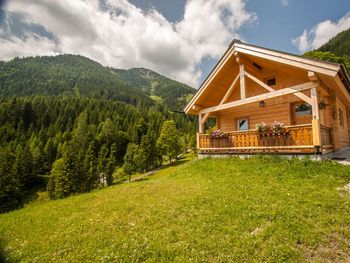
[0,239,11,263]
[166,158,191,168]
[21,176,48,205]
[125,156,194,183]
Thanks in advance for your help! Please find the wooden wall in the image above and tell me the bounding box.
[219,103,290,131]
[336,97,350,147]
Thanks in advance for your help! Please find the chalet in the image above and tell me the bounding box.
[184,40,350,157]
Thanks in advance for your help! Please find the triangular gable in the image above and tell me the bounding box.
[185,40,346,115]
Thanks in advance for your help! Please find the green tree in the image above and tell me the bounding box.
[47,158,68,199]
[105,143,118,185]
[156,120,181,163]
[99,118,115,146]
[303,51,346,64]
[44,138,56,169]
[139,131,160,171]
[123,143,140,181]
[83,140,99,191]
[0,147,21,212]
[98,145,109,187]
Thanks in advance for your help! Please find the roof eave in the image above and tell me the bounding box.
[184,40,350,114]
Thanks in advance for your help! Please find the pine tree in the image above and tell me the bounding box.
[139,131,159,171]
[64,144,79,194]
[105,143,118,185]
[13,145,27,190]
[98,145,109,187]
[47,158,67,199]
[156,120,181,164]
[83,140,99,190]
[32,143,47,176]
[44,138,56,169]
[99,118,115,147]
[123,143,140,181]
[0,147,21,212]
[72,112,89,151]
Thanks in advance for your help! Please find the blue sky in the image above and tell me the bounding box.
[0,0,350,87]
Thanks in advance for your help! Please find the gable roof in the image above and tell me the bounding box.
[185,40,350,114]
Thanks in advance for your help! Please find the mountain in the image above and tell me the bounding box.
[0,54,153,106]
[0,54,196,110]
[303,28,350,72]
[111,67,195,110]
[0,55,197,213]
[318,28,350,58]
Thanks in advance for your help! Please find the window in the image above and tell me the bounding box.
[266,78,276,86]
[237,118,249,131]
[339,109,344,127]
[295,103,312,115]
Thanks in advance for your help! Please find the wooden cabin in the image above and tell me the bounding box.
[184,40,350,157]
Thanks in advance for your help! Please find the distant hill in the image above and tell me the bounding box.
[318,28,350,58]
[111,67,195,110]
[0,54,197,213]
[0,54,153,106]
[303,28,350,72]
[0,54,195,110]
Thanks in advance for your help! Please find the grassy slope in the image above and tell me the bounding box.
[1,157,350,262]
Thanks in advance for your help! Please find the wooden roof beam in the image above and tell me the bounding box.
[245,70,311,104]
[234,44,339,76]
[199,81,317,114]
[201,72,240,125]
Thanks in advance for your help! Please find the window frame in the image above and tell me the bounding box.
[339,108,344,127]
[294,103,312,116]
[264,74,277,87]
[236,118,249,131]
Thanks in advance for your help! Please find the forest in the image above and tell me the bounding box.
[0,55,196,213]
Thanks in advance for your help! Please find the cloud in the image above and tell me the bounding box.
[281,0,289,7]
[292,12,350,52]
[0,0,256,87]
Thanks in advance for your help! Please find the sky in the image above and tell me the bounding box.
[0,0,350,88]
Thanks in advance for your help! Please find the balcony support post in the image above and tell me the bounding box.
[198,113,204,134]
[309,72,321,148]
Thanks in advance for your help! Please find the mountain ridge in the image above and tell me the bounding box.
[0,54,195,110]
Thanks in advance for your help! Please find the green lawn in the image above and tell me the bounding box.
[1,156,350,262]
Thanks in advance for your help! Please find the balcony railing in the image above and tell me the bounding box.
[197,124,332,154]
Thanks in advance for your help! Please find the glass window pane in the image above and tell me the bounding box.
[238,119,248,131]
[295,103,312,115]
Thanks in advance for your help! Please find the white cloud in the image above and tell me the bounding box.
[292,12,350,53]
[0,33,58,58]
[0,0,256,87]
[281,0,289,7]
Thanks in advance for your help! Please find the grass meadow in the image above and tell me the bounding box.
[1,156,350,262]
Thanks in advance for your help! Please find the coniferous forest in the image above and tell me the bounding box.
[0,55,196,213]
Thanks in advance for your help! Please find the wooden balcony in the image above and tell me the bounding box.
[197,124,333,155]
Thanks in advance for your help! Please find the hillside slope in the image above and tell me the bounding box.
[303,27,350,72]
[0,55,153,106]
[318,28,350,57]
[111,68,195,110]
[0,55,197,213]
[1,157,350,262]
[0,55,195,110]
